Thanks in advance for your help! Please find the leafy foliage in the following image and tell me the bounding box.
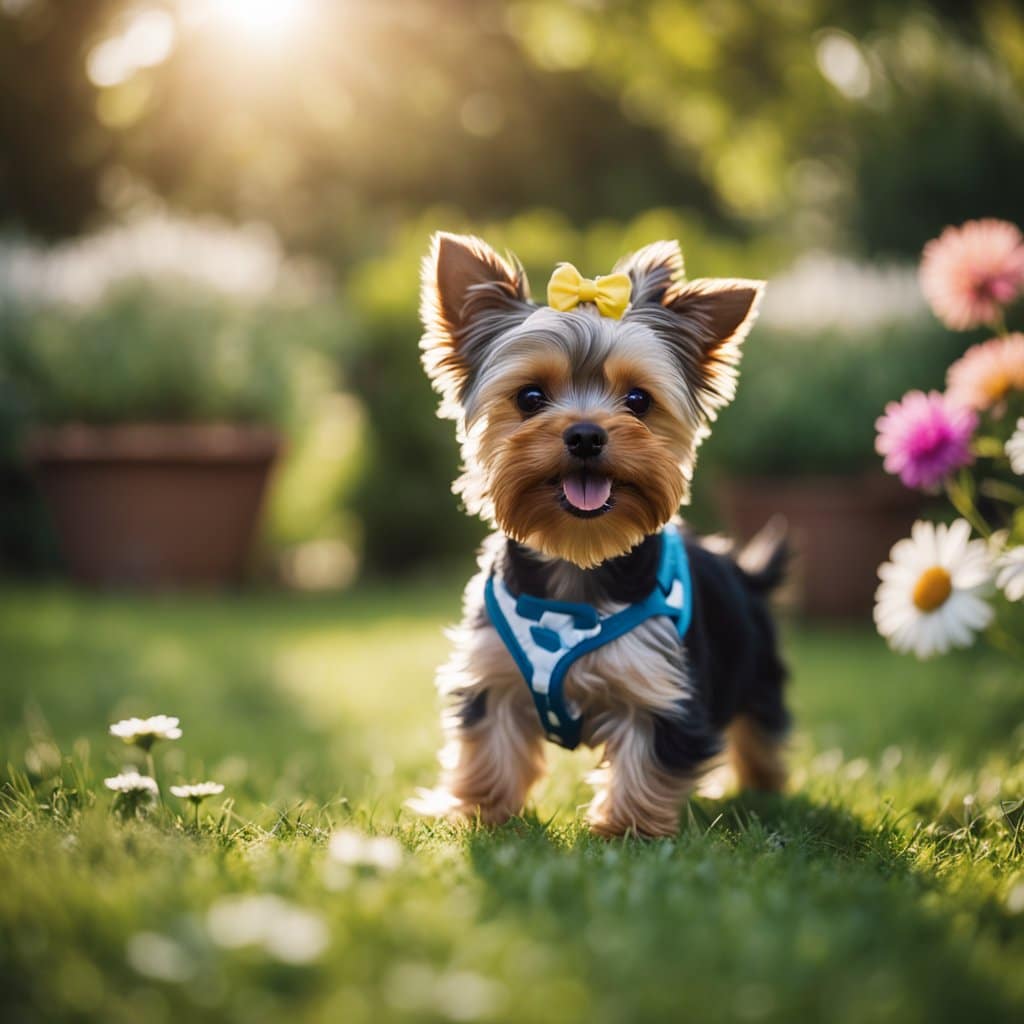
[3,2,1022,262]
[703,319,969,477]
[0,283,336,428]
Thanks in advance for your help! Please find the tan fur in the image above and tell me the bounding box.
[486,411,687,568]
[436,702,548,825]
[419,232,528,418]
[662,277,765,413]
[727,715,787,792]
[414,595,547,822]
[457,331,698,568]
[587,722,694,837]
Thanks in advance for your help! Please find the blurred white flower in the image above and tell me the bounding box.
[328,828,403,871]
[170,781,225,802]
[1007,418,1024,475]
[1008,881,1024,915]
[386,962,504,1020]
[109,715,182,750]
[126,931,196,983]
[874,519,993,658]
[0,214,320,308]
[206,895,328,965]
[104,770,159,796]
[760,253,925,332]
[995,547,1024,602]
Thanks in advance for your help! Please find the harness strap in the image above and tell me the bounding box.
[483,524,693,749]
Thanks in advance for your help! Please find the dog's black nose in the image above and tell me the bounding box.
[563,422,607,460]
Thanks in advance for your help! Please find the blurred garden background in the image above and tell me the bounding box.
[4,0,1024,587]
[2,2,1024,1023]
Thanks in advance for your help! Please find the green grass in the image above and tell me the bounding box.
[1,583,1022,1024]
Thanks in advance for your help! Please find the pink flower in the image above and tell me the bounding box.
[946,333,1024,413]
[875,390,977,491]
[919,219,1024,330]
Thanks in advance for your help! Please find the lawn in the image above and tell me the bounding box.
[1,581,1022,1024]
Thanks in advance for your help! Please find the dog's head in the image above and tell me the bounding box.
[419,232,764,567]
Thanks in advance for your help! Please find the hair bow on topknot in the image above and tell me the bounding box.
[546,263,632,319]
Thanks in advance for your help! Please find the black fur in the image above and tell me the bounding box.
[501,533,661,605]
[652,700,722,775]
[489,528,789,776]
[455,689,489,729]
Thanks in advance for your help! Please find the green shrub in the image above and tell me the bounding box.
[0,283,339,429]
[701,319,970,478]
[342,293,485,576]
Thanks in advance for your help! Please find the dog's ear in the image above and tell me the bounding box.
[615,240,685,306]
[662,277,765,414]
[420,232,532,414]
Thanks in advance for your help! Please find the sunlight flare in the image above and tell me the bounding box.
[206,0,314,42]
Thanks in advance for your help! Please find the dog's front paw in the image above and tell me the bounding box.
[406,787,517,827]
[406,787,463,819]
[586,791,679,839]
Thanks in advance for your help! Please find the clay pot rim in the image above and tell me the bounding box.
[26,421,282,463]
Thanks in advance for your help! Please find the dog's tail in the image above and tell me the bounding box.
[736,516,789,594]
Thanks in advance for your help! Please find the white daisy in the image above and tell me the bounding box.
[109,715,182,750]
[327,828,403,871]
[206,895,328,965]
[874,519,994,659]
[995,546,1024,602]
[1007,418,1024,475]
[104,770,159,796]
[169,781,225,802]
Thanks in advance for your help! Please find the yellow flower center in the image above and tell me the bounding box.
[912,566,953,612]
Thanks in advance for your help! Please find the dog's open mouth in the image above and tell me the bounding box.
[560,472,613,518]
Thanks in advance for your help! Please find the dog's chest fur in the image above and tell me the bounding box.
[449,531,696,747]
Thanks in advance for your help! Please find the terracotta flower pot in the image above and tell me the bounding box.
[27,423,281,588]
[716,472,922,620]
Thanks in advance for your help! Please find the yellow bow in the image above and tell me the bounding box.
[546,263,632,319]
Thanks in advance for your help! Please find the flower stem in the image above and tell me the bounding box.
[979,478,1024,506]
[991,309,1009,339]
[945,474,991,539]
[987,623,1024,660]
[145,750,165,810]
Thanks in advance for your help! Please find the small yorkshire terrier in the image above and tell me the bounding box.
[410,233,789,837]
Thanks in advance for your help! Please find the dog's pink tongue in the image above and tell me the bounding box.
[562,474,612,512]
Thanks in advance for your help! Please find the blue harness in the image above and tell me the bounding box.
[483,524,693,750]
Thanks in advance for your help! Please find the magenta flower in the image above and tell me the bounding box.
[919,219,1024,330]
[875,390,977,491]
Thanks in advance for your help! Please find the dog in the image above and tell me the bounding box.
[409,233,789,837]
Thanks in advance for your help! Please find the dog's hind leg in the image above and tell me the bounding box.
[729,592,789,793]
[727,715,787,792]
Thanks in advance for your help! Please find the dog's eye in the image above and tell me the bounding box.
[516,385,547,415]
[625,388,652,416]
